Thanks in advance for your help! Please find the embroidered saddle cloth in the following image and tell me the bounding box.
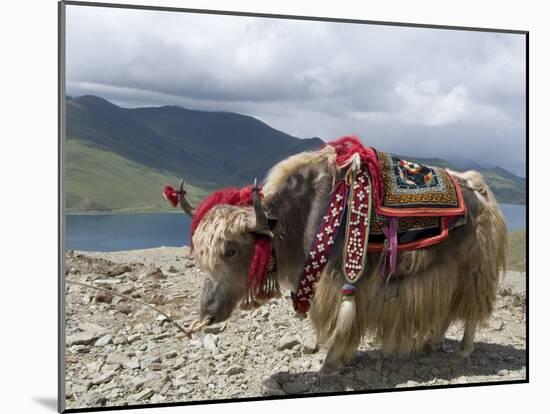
[292,146,467,314]
[376,151,465,217]
[368,151,467,252]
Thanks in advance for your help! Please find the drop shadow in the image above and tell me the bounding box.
[267,340,526,395]
[32,396,58,411]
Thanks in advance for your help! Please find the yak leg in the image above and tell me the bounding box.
[458,320,477,358]
[449,320,476,365]
[322,337,360,372]
[322,347,345,372]
[428,318,451,352]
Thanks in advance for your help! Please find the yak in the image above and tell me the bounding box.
[165,136,507,372]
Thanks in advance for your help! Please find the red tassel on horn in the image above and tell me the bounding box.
[163,185,180,208]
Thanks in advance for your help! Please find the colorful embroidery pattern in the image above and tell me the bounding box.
[377,151,466,217]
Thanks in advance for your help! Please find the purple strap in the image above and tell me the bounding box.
[381,217,398,278]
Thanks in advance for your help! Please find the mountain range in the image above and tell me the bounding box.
[65,95,526,212]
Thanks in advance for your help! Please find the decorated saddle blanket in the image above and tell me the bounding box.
[292,143,467,314]
[376,151,465,217]
[368,150,467,252]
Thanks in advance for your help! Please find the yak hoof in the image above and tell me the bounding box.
[425,340,452,354]
[451,351,472,366]
[320,360,342,374]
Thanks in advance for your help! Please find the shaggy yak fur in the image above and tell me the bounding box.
[192,145,507,369]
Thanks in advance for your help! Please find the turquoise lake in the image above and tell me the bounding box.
[66,204,526,252]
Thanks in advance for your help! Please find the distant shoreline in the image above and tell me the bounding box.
[65,210,183,215]
[66,201,527,215]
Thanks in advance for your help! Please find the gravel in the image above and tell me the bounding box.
[64,247,526,410]
[94,334,113,347]
[201,334,218,353]
[278,336,301,351]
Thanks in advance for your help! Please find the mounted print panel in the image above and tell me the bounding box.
[59,1,527,412]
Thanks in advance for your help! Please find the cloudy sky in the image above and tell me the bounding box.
[66,5,526,175]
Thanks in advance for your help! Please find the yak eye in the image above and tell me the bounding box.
[223,247,238,259]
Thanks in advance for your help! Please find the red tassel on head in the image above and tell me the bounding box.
[190,185,255,242]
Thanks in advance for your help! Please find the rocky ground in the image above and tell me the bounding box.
[64,247,527,410]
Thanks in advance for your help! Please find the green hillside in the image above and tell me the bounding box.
[67,95,324,190]
[65,139,207,212]
[507,229,526,272]
[478,167,526,205]
[126,105,324,185]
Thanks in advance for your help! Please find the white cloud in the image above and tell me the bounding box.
[350,75,514,131]
[394,77,468,126]
[65,5,526,172]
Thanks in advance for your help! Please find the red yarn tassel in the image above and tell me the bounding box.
[327,135,384,212]
[162,185,180,208]
[247,235,272,291]
[190,185,257,246]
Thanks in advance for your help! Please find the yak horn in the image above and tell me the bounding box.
[178,179,196,218]
[252,178,269,230]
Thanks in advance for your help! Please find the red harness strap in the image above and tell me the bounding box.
[293,180,349,314]
[293,165,374,314]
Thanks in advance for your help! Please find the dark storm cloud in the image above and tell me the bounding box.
[66,6,526,174]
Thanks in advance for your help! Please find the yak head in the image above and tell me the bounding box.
[166,181,277,326]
